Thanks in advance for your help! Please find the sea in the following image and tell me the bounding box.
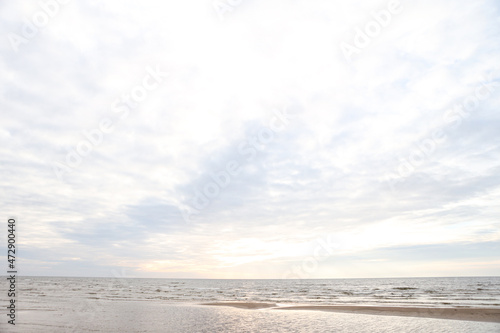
[1,276,499,332]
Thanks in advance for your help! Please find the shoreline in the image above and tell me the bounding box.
[202,303,500,323]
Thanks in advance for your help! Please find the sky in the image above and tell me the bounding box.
[0,0,499,279]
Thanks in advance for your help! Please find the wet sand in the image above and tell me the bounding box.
[202,302,277,309]
[203,303,500,323]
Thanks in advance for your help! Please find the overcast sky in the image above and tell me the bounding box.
[1,0,499,278]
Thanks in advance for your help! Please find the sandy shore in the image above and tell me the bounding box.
[203,303,500,323]
[276,305,500,323]
[202,302,277,309]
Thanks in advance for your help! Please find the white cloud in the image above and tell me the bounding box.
[1,0,499,278]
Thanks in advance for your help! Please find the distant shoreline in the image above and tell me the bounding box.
[11,275,500,279]
[202,302,500,323]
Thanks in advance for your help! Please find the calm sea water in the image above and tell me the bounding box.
[1,276,499,332]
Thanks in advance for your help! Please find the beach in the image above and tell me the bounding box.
[6,301,500,333]
[2,276,500,332]
[277,305,500,323]
[204,302,500,323]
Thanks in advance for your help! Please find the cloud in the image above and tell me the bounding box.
[0,0,499,278]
